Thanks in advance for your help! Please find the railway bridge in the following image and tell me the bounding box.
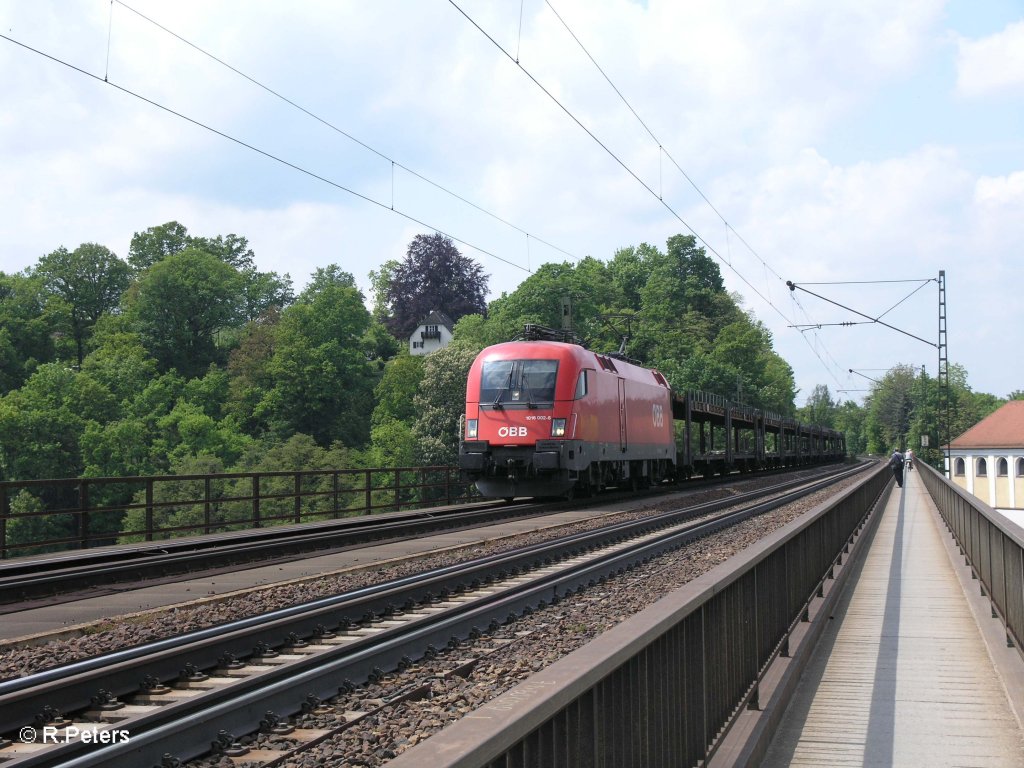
[0,461,1021,766]
[387,461,1024,768]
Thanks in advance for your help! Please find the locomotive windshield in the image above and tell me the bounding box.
[480,359,559,406]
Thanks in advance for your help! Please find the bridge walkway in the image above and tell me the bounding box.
[760,465,1024,767]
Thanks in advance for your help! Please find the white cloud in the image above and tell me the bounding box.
[974,170,1024,206]
[1,0,1020,400]
[955,20,1024,97]
[707,146,973,398]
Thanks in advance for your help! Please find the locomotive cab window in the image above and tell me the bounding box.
[574,369,591,399]
[481,359,559,406]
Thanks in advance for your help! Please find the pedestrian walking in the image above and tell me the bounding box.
[889,449,905,487]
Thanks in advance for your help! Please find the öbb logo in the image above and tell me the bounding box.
[652,403,664,428]
[498,426,528,437]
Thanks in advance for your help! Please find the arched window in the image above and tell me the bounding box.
[1018,458,1024,477]
[954,458,965,476]
[977,457,988,477]
[997,458,1008,476]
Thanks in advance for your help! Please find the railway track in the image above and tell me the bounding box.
[0,467,820,611]
[0,463,865,767]
[0,498,558,610]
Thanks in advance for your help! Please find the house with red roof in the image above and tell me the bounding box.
[947,400,1024,525]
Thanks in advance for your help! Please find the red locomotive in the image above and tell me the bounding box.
[459,326,847,499]
[458,327,676,499]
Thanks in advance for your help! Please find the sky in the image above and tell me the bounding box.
[1,0,1022,404]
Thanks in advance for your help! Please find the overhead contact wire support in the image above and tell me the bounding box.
[111,0,579,263]
[0,31,531,273]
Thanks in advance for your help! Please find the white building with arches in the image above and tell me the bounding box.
[947,400,1024,527]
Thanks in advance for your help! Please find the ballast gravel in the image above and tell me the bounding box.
[182,471,863,768]
[0,469,840,680]
[0,466,865,768]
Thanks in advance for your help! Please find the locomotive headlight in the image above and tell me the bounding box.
[466,419,478,438]
[551,418,566,437]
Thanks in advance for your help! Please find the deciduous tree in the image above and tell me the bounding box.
[0,271,56,392]
[0,363,117,480]
[130,249,245,377]
[36,243,131,366]
[799,384,838,428]
[411,344,480,466]
[128,221,191,271]
[256,267,376,447]
[377,234,488,339]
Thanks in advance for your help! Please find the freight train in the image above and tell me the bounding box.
[458,326,846,499]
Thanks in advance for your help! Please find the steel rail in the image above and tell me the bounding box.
[0,465,864,735]
[0,464,861,704]
[0,466,865,765]
[0,465,832,608]
[0,498,553,608]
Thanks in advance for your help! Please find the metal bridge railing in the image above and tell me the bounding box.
[918,460,1024,650]
[388,463,891,768]
[0,466,476,559]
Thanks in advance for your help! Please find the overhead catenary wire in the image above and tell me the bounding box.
[543,0,785,284]
[0,31,531,275]
[9,6,913,397]
[446,0,794,328]
[450,0,858,392]
[111,0,580,266]
[536,2,939,394]
[541,0,858,392]
[786,280,938,348]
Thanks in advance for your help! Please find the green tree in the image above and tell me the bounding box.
[119,454,232,542]
[412,344,480,466]
[80,323,159,404]
[151,400,253,468]
[372,354,425,426]
[656,314,794,413]
[5,489,74,554]
[129,249,245,377]
[370,419,418,468]
[607,243,661,310]
[369,258,400,323]
[36,243,131,366]
[226,310,280,435]
[0,271,58,392]
[127,221,191,271]
[244,434,360,519]
[257,267,376,446]
[483,258,620,349]
[0,363,117,480]
[183,366,232,421]
[368,354,425,467]
[947,364,1003,438]
[799,384,838,427]
[865,364,919,452]
[129,222,291,323]
[240,269,294,322]
[188,232,256,271]
[189,231,294,323]
[81,418,157,478]
[835,400,867,456]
